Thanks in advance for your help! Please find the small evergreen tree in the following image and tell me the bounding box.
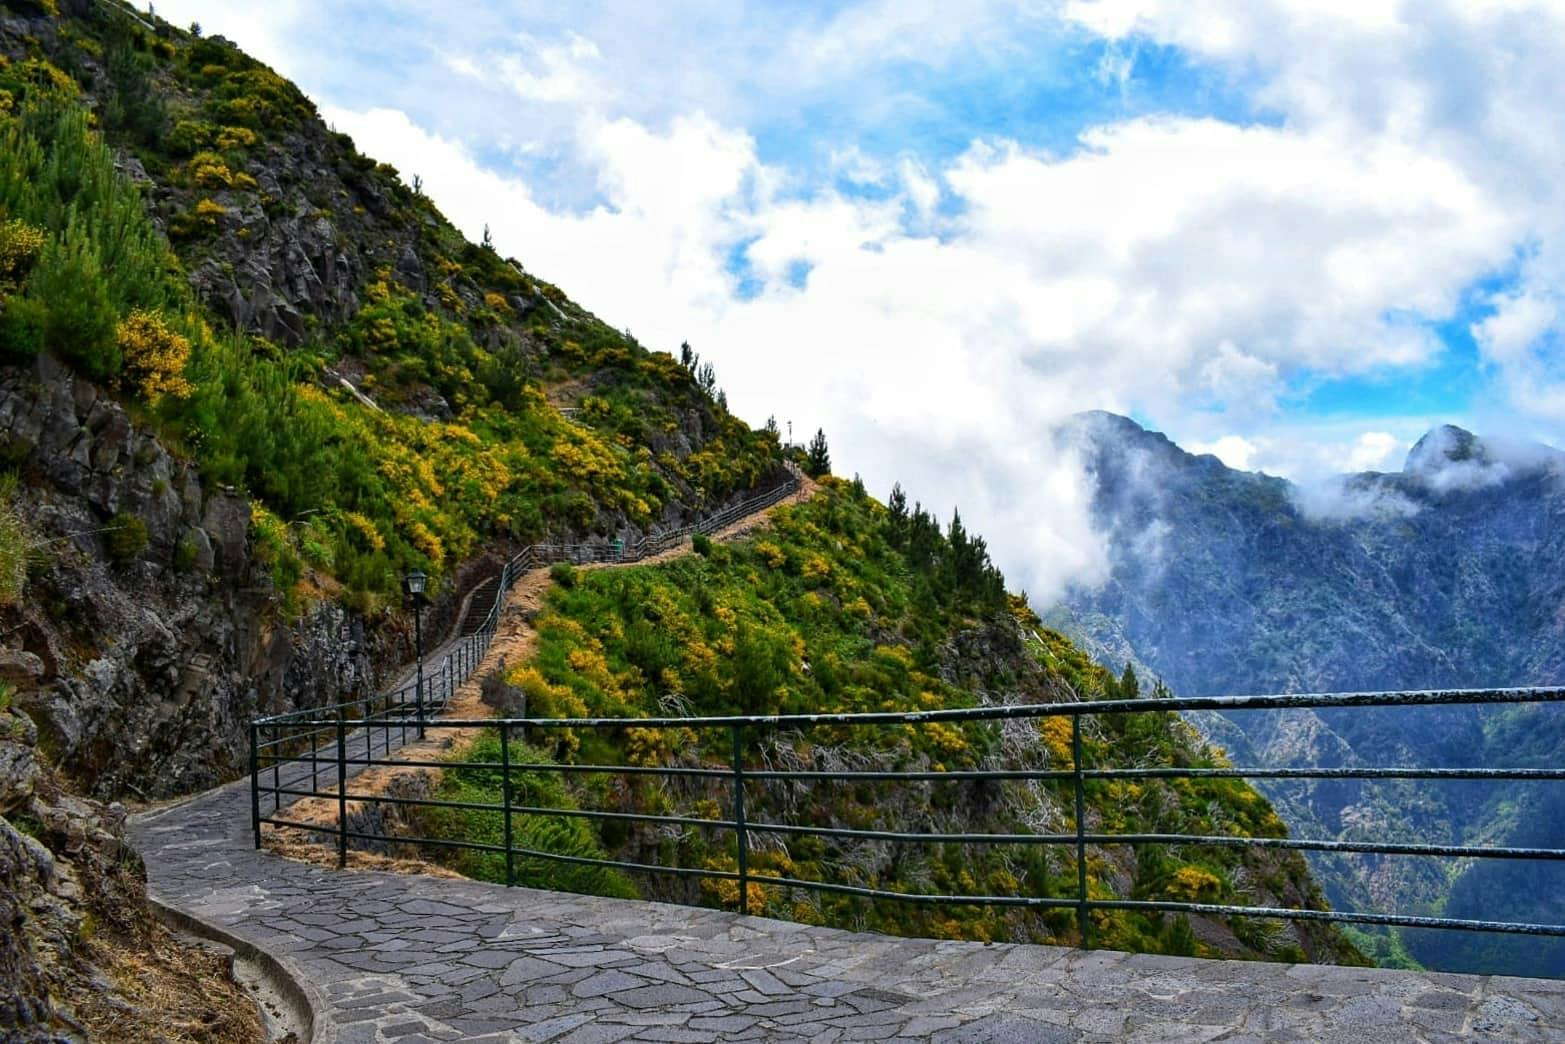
[886,483,908,547]
[1120,661,1141,699]
[805,428,830,477]
[32,221,119,378]
[764,415,778,436]
[680,340,696,371]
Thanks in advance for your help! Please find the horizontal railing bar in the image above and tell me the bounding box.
[506,803,737,832]
[501,846,742,881]
[1088,766,1565,781]
[256,752,1565,786]
[1094,900,1565,938]
[746,876,1565,935]
[261,753,503,773]
[745,873,1079,909]
[342,829,508,854]
[1080,833,1565,861]
[260,785,506,814]
[745,768,1074,782]
[745,820,1077,845]
[508,761,734,779]
[255,685,1565,728]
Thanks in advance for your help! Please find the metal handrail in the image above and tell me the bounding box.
[252,684,1565,951]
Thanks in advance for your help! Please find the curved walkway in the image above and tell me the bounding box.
[132,782,1564,1043]
[132,474,1565,1042]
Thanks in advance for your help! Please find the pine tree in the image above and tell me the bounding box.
[806,428,830,477]
[680,341,696,371]
[764,415,778,436]
[1120,661,1141,699]
[887,482,908,547]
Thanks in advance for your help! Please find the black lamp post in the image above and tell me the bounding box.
[403,568,428,737]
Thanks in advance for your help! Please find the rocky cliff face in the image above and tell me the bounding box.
[0,691,262,1041]
[1052,411,1565,974]
[0,353,382,798]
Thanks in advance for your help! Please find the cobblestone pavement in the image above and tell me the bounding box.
[132,774,1565,1043]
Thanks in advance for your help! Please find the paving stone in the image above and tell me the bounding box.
[573,970,648,998]
[613,984,716,1009]
[520,1012,597,1042]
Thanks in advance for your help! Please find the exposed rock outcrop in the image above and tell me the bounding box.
[0,356,380,799]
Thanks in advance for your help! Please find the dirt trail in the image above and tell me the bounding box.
[268,476,817,837]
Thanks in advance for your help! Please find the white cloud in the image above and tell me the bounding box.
[1187,435,1257,470]
[448,32,607,104]
[148,0,1565,599]
[1344,431,1404,473]
[1066,0,1565,424]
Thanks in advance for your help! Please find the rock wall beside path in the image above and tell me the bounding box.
[0,355,385,800]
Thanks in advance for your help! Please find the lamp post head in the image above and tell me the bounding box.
[403,568,428,603]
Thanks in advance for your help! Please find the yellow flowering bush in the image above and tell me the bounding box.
[116,310,193,402]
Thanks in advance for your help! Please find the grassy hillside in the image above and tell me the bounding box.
[422,481,1364,963]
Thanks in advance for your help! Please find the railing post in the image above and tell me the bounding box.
[1071,712,1090,949]
[500,720,515,887]
[732,723,749,915]
[310,717,319,794]
[414,602,426,740]
[336,710,348,869]
[249,722,261,849]
[271,723,281,813]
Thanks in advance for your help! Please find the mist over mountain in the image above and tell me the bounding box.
[1050,410,1565,975]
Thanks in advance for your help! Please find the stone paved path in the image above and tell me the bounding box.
[132,774,1565,1043]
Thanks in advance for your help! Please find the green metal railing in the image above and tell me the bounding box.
[252,683,1565,948]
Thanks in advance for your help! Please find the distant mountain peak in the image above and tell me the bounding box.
[1405,425,1488,475]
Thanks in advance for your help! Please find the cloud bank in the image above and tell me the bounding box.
[152,0,1565,601]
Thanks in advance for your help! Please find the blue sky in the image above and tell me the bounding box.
[157,0,1565,598]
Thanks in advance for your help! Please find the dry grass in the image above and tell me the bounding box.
[71,923,267,1044]
[264,829,464,879]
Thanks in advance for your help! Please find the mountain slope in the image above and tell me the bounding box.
[414,478,1362,963]
[1052,410,1565,974]
[0,4,1365,1032]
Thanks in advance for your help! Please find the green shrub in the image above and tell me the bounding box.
[104,512,148,563]
[173,532,200,572]
[30,222,119,377]
[691,532,713,557]
[164,118,212,157]
[0,295,47,362]
[549,561,577,588]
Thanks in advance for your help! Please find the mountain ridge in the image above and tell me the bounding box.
[1052,409,1565,974]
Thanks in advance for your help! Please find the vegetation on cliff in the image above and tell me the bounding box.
[422,481,1363,964]
[0,0,781,621]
